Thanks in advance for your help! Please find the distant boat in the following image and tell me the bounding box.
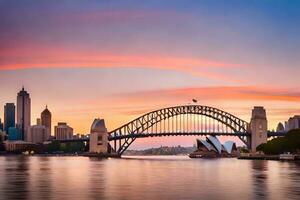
[189,154,202,158]
[279,153,295,160]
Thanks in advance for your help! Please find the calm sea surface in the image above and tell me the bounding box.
[0,155,299,200]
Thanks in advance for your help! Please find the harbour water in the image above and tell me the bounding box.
[0,156,299,200]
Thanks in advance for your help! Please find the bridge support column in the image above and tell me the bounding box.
[250,107,268,152]
[89,118,108,154]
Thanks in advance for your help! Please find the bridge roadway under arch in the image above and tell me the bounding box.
[108,132,250,140]
[53,131,285,143]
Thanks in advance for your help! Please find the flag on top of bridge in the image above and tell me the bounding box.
[192,99,198,103]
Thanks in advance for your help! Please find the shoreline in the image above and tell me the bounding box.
[1,152,300,161]
[0,152,122,158]
[238,154,300,161]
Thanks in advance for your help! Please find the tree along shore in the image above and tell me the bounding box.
[257,129,300,155]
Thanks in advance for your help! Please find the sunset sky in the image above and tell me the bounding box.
[1,0,300,148]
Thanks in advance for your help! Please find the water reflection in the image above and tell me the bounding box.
[0,156,299,200]
[87,158,106,199]
[2,156,30,200]
[251,160,269,200]
[285,162,300,199]
[29,157,53,200]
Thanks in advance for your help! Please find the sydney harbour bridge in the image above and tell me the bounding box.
[57,105,285,156]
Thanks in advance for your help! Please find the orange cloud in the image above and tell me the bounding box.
[73,86,300,129]
[114,86,300,103]
[37,86,300,134]
[0,44,244,83]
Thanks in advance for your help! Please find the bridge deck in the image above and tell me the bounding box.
[108,132,250,140]
[52,131,286,143]
[267,132,286,137]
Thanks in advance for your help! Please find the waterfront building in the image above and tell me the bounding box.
[28,119,48,144]
[190,136,237,158]
[54,122,73,140]
[89,118,108,154]
[4,103,15,134]
[41,106,51,140]
[8,127,22,141]
[286,115,300,131]
[207,135,223,154]
[223,141,237,154]
[4,141,34,152]
[16,87,31,141]
[195,139,217,155]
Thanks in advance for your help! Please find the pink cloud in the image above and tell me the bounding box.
[0,8,245,83]
[0,44,244,82]
[114,86,300,103]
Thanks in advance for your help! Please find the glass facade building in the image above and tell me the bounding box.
[8,127,22,141]
[4,103,15,134]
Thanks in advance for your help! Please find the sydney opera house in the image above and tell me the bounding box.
[189,136,237,158]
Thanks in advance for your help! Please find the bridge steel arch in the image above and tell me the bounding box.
[108,105,250,155]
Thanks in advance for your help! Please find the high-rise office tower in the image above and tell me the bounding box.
[41,105,51,140]
[17,87,31,141]
[4,103,15,134]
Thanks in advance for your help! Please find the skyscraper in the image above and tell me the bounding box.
[41,106,51,140]
[4,103,15,134]
[17,87,31,141]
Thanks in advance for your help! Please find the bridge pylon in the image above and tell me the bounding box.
[250,107,268,152]
[89,118,108,154]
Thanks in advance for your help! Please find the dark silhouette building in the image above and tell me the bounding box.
[4,103,15,134]
[17,87,31,141]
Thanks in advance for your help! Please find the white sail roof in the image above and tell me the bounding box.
[197,139,217,152]
[207,136,222,154]
[223,141,235,154]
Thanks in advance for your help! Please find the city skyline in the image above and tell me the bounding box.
[1,0,300,148]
